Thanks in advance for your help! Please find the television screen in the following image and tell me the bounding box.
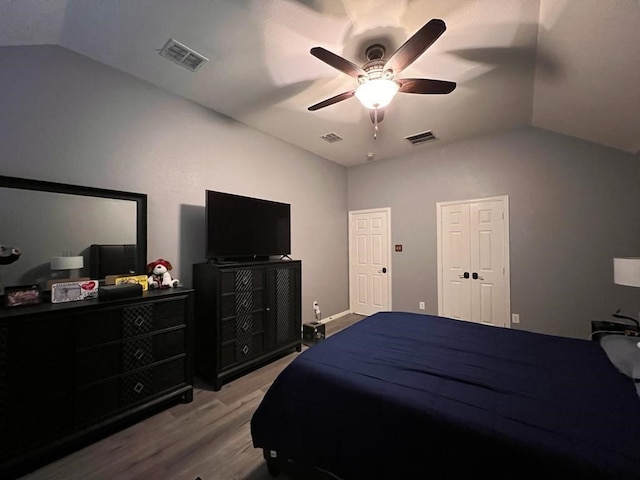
[205,190,291,260]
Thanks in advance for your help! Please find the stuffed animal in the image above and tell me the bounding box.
[147,258,179,289]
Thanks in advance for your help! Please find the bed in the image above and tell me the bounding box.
[250,311,640,479]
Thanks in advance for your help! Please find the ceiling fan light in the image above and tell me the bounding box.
[355,79,399,109]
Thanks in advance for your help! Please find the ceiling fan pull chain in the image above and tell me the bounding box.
[373,110,379,140]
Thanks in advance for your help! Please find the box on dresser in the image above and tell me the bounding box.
[302,321,325,346]
[0,288,194,480]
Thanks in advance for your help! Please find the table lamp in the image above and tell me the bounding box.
[612,257,640,326]
[51,255,84,279]
[614,257,640,287]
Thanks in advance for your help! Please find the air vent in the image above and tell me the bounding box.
[159,39,209,72]
[405,130,437,145]
[320,132,343,143]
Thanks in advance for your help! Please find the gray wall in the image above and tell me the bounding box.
[3,45,639,339]
[348,127,640,339]
[0,45,349,324]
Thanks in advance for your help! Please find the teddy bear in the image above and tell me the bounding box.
[147,258,179,289]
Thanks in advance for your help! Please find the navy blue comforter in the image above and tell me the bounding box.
[251,312,640,479]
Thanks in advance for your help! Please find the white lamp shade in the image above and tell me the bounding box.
[51,256,84,270]
[355,79,399,109]
[613,257,640,287]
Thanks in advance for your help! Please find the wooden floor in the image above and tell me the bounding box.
[19,314,365,480]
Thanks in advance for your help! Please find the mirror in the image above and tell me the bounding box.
[0,175,147,289]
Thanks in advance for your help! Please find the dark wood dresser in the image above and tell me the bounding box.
[193,259,301,391]
[0,288,194,479]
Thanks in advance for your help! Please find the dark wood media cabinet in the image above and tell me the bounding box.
[193,259,302,391]
[0,288,194,479]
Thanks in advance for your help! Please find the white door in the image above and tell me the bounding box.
[437,196,510,327]
[349,208,391,315]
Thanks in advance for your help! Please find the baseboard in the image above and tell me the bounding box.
[320,309,352,324]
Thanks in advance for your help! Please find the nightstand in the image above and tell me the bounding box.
[302,321,325,346]
[590,320,640,341]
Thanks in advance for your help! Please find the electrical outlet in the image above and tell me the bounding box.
[512,313,520,324]
[419,301,425,310]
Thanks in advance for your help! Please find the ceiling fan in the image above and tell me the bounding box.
[308,19,456,132]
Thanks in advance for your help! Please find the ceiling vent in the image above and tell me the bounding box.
[159,39,209,72]
[320,132,343,143]
[405,130,438,145]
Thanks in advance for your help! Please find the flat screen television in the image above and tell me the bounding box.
[205,190,291,260]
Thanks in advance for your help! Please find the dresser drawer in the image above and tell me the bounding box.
[76,298,187,348]
[74,309,122,349]
[220,268,264,293]
[220,331,265,370]
[153,299,188,329]
[122,329,185,372]
[76,328,186,386]
[0,395,73,460]
[4,355,73,408]
[75,357,186,425]
[221,290,264,318]
[220,312,265,342]
[74,377,120,425]
[4,316,72,364]
[121,357,186,407]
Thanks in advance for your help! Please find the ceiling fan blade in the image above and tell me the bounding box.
[369,108,385,124]
[384,19,446,74]
[310,47,367,78]
[308,90,355,111]
[397,78,456,94]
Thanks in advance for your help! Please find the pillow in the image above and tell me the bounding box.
[600,335,640,381]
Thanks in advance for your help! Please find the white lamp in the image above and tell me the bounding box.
[355,79,399,109]
[51,255,84,279]
[613,257,640,287]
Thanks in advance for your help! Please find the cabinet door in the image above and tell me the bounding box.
[265,262,301,347]
[0,315,74,461]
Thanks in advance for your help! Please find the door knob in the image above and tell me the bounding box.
[458,272,470,279]
[472,272,484,280]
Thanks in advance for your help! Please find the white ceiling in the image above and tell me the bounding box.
[1,0,638,167]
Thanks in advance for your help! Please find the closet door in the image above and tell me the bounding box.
[438,196,510,327]
[440,202,472,321]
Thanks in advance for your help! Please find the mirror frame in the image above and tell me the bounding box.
[0,175,148,278]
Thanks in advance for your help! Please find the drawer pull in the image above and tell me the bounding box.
[134,349,145,360]
[241,345,249,355]
[134,316,145,327]
[241,322,249,332]
[133,382,145,393]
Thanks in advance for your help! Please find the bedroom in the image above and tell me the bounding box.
[0,0,639,478]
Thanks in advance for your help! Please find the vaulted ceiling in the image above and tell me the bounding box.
[1,0,638,166]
